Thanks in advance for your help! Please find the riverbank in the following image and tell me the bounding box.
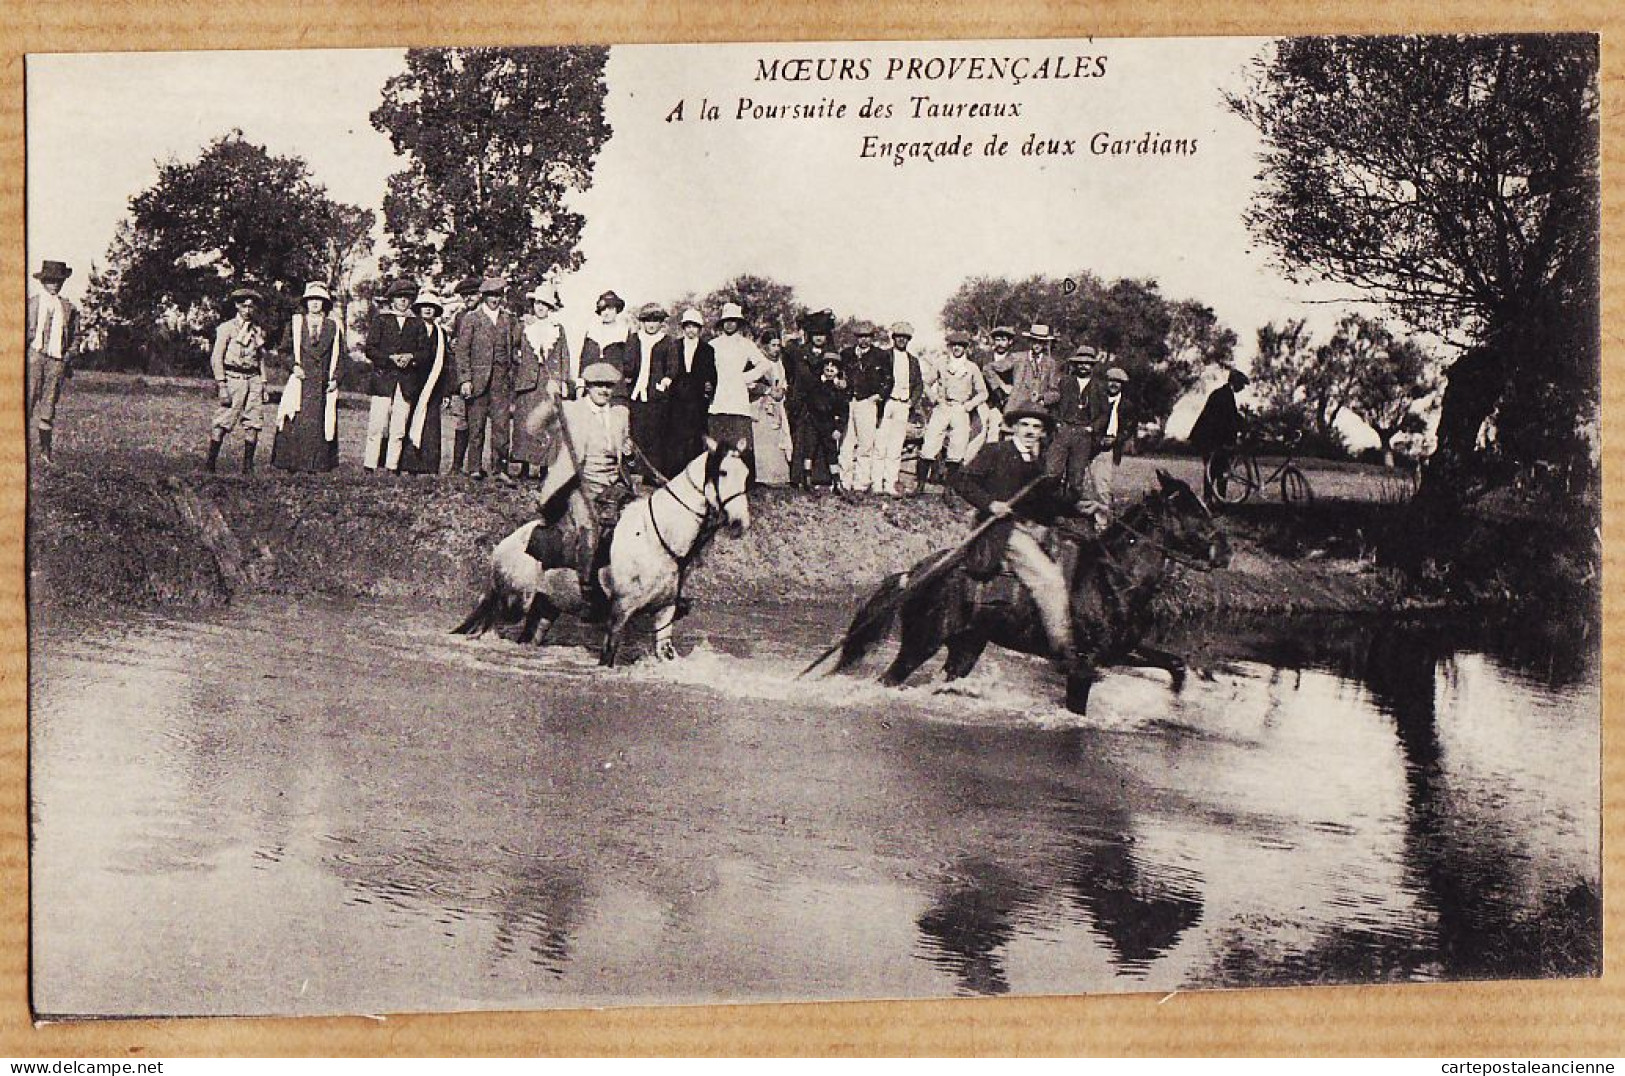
[30,461,1408,620]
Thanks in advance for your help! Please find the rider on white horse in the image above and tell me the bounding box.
[529,361,646,615]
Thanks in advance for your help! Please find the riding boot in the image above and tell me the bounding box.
[577,538,609,622]
[452,429,469,474]
[205,434,224,473]
[1055,534,1081,593]
[242,440,257,475]
[38,429,53,465]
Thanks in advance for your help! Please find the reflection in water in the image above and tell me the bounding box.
[916,859,1029,996]
[29,599,1600,1016]
[1066,822,1203,975]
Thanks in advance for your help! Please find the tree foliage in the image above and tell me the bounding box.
[940,272,1233,430]
[669,274,808,337]
[1228,34,1600,492]
[83,131,373,373]
[371,47,611,284]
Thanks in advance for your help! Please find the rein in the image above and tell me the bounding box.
[1090,501,1220,574]
[647,460,743,565]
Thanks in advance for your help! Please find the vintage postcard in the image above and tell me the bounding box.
[24,35,1601,1019]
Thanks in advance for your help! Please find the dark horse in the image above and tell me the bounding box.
[830,471,1231,713]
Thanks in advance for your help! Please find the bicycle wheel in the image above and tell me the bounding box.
[1280,465,1314,504]
[1210,454,1255,505]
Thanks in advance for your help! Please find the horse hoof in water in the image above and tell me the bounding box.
[655,639,679,662]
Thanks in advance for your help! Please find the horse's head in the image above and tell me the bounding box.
[702,436,751,535]
[1154,469,1231,570]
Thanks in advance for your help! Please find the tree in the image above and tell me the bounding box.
[1345,329,1438,467]
[84,131,372,373]
[1228,35,1600,497]
[371,47,611,284]
[670,274,807,338]
[1165,300,1238,390]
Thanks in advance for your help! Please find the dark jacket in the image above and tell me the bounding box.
[364,309,424,397]
[1087,389,1136,464]
[950,439,1072,576]
[622,332,681,403]
[1188,384,1243,454]
[841,344,892,402]
[1053,373,1101,428]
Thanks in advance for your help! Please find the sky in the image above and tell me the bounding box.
[25,39,1380,441]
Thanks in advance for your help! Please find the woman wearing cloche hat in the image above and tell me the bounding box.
[707,302,769,473]
[270,281,343,473]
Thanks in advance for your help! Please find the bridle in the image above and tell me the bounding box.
[1094,495,1222,574]
[647,454,746,564]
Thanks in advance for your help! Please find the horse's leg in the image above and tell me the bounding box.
[518,594,550,644]
[880,593,947,687]
[1127,644,1188,692]
[1065,665,1097,715]
[942,630,990,681]
[652,604,679,661]
[598,621,621,667]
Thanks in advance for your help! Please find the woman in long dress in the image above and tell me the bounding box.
[707,302,767,472]
[510,283,571,480]
[271,281,343,473]
[750,331,793,485]
[397,291,452,475]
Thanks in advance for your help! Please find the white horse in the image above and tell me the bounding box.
[453,438,751,666]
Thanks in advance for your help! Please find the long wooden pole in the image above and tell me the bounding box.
[796,474,1047,679]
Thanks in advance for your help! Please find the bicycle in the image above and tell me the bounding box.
[1205,433,1314,505]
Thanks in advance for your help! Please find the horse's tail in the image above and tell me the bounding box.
[831,569,910,673]
[451,589,500,636]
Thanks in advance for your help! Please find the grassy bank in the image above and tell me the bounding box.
[26,372,1453,620]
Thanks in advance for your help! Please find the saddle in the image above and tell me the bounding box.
[524,521,580,567]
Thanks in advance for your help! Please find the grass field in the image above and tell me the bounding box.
[49,371,1409,503]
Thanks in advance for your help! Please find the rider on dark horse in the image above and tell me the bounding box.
[529,361,646,617]
[947,403,1082,668]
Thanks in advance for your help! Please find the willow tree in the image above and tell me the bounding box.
[1228,35,1600,498]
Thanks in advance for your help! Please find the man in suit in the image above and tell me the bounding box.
[662,308,717,475]
[993,324,1062,418]
[839,321,892,493]
[532,362,637,610]
[445,276,483,473]
[1045,343,1104,503]
[1188,368,1250,502]
[623,302,681,476]
[26,259,81,465]
[207,285,271,474]
[455,276,522,482]
[876,321,925,496]
[363,279,425,474]
[949,404,1076,666]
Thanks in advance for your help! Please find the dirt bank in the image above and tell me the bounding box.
[29,467,1406,620]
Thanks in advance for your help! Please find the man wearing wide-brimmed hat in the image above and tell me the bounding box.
[838,320,891,492]
[453,276,522,481]
[26,259,82,465]
[948,402,1076,666]
[998,323,1062,421]
[207,284,271,473]
[362,278,428,475]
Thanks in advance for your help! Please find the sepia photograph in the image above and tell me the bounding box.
[24,34,1602,1019]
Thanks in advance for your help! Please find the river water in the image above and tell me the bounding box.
[29,598,1599,1017]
